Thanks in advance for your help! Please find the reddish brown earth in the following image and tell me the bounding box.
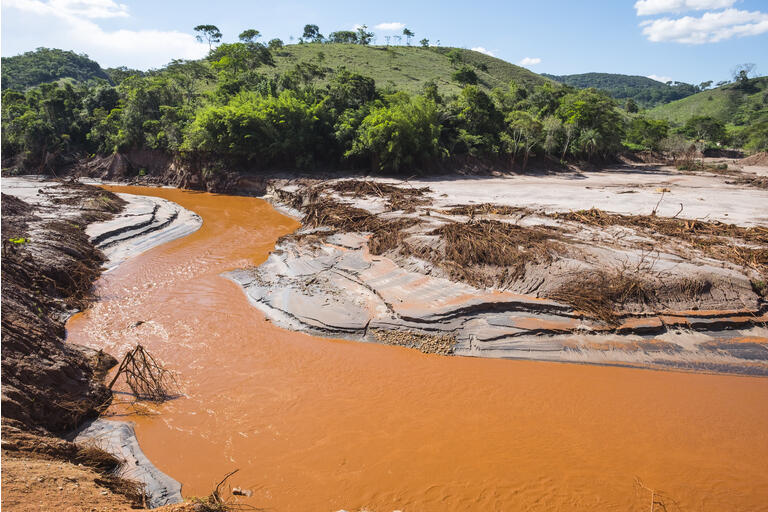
[66,186,768,511]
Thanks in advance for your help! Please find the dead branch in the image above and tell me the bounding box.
[212,469,240,504]
[108,345,179,402]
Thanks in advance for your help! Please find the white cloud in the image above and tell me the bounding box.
[374,22,406,31]
[641,8,768,43]
[647,74,674,83]
[6,0,129,18]
[518,57,542,66]
[634,0,737,16]
[3,0,207,69]
[471,46,495,56]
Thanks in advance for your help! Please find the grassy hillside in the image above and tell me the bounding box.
[543,72,698,108]
[265,44,551,96]
[1,48,111,90]
[648,77,768,125]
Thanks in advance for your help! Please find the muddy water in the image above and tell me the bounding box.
[67,186,768,512]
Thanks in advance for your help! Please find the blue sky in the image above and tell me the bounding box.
[2,0,767,84]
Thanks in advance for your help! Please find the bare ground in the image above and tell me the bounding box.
[234,161,768,374]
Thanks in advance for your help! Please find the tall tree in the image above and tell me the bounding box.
[732,63,756,84]
[194,25,222,49]
[302,24,324,42]
[403,28,414,45]
[238,29,261,43]
[329,31,358,44]
[356,25,374,45]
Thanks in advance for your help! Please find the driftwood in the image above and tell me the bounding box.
[634,477,681,512]
[108,345,178,402]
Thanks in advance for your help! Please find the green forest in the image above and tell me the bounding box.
[2,27,767,175]
[542,72,703,108]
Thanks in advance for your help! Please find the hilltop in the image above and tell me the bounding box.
[1,48,111,90]
[648,76,768,124]
[0,44,551,97]
[265,44,551,96]
[543,72,699,108]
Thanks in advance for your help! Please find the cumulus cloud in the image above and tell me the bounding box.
[647,74,674,83]
[634,0,737,16]
[518,57,542,66]
[374,22,406,31]
[641,8,768,43]
[471,46,495,56]
[3,0,207,69]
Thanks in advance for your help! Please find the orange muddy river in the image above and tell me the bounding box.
[67,186,768,511]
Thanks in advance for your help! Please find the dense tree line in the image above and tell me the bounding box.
[543,72,706,109]
[1,48,111,91]
[2,37,766,174]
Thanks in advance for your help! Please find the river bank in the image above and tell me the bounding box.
[1,177,201,509]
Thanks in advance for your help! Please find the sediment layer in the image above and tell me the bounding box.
[232,166,768,374]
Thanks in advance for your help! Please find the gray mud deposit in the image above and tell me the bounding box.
[231,164,768,375]
[73,420,183,507]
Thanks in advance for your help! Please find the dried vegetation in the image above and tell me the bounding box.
[299,199,421,255]
[109,344,180,402]
[416,220,560,288]
[549,207,768,277]
[328,179,431,212]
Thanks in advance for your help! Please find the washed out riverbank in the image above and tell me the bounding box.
[63,183,768,511]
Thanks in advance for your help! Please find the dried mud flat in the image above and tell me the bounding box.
[232,161,768,375]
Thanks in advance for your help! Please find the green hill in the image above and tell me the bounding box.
[543,72,698,108]
[266,44,551,96]
[1,48,111,90]
[648,76,768,125]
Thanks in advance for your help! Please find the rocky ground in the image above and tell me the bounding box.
[231,159,768,374]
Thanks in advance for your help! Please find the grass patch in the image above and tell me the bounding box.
[263,44,550,97]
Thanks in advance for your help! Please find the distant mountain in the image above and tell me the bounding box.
[542,72,699,108]
[649,76,768,125]
[1,48,111,90]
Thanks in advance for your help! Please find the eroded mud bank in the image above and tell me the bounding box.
[237,163,768,374]
[2,177,201,508]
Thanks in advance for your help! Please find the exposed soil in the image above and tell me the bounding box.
[68,149,267,195]
[1,183,125,434]
[742,151,768,166]
[272,178,766,323]
[0,180,168,509]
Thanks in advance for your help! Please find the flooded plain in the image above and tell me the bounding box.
[66,185,768,511]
